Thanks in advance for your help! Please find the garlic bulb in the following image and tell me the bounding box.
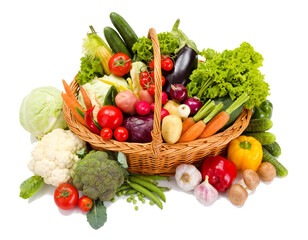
[175,164,202,191]
[194,175,218,205]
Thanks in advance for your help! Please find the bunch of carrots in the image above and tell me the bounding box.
[178,93,249,143]
[61,75,93,127]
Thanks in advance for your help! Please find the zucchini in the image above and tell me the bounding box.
[110,12,138,54]
[263,141,281,157]
[104,27,132,58]
[244,132,276,145]
[214,96,243,129]
[262,147,288,177]
[244,118,273,132]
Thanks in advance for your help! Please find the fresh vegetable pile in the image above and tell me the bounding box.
[19,12,288,230]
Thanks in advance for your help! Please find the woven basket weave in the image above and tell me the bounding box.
[63,28,252,176]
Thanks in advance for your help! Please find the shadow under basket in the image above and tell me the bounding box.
[62,28,252,176]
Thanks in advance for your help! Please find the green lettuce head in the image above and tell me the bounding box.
[19,86,67,138]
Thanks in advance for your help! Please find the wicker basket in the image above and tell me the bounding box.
[63,28,252,176]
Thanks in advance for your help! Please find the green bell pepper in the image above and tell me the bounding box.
[252,100,273,119]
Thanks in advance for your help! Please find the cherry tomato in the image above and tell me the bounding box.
[97,106,123,130]
[147,83,155,95]
[114,127,129,142]
[54,183,79,210]
[139,71,149,79]
[108,53,131,77]
[78,196,93,212]
[161,57,173,71]
[100,127,113,140]
[149,59,155,71]
[139,76,151,89]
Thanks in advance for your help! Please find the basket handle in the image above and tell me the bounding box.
[148,28,163,157]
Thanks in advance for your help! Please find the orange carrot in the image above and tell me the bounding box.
[79,86,92,110]
[62,79,84,111]
[61,92,86,126]
[181,100,215,135]
[178,102,224,143]
[198,93,249,139]
[178,121,206,143]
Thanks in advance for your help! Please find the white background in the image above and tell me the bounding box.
[1,0,307,239]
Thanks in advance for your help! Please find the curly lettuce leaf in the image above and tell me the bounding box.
[187,42,270,109]
[132,32,179,63]
[76,55,104,85]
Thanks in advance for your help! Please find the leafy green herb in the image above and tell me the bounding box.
[87,200,107,230]
[19,176,44,199]
[76,55,104,85]
[103,85,118,106]
[76,148,88,159]
[132,32,180,63]
[187,42,270,109]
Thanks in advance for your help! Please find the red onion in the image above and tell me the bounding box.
[184,97,203,115]
[170,84,187,102]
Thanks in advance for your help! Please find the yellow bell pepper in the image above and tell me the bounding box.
[227,135,263,172]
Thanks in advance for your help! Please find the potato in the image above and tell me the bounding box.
[115,90,139,115]
[138,89,154,104]
[162,115,182,144]
[163,100,180,117]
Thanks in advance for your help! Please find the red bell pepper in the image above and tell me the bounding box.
[84,106,101,135]
[201,156,237,192]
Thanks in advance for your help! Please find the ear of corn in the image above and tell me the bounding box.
[82,26,113,75]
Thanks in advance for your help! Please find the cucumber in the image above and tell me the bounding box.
[262,147,288,177]
[244,118,273,132]
[110,12,138,54]
[244,132,276,145]
[214,96,243,128]
[104,27,132,58]
[263,141,281,157]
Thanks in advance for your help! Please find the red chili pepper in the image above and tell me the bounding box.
[201,156,237,192]
[85,106,101,134]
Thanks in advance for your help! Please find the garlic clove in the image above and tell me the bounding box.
[194,175,218,205]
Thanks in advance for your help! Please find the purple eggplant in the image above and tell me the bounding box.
[163,45,198,95]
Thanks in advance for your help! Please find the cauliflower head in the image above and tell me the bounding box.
[72,150,124,201]
[28,129,87,187]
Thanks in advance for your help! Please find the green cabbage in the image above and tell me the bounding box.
[19,86,67,138]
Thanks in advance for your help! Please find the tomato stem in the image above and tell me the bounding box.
[56,187,71,198]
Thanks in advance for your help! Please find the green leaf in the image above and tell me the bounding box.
[103,85,118,106]
[19,176,44,199]
[117,151,128,169]
[87,200,107,230]
[76,148,88,159]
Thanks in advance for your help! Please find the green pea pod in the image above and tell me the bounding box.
[252,100,273,119]
[128,176,166,202]
[128,181,163,209]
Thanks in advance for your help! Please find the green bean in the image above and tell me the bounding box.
[128,181,163,209]
[131,173,169,182]
[129,176,166,202]
[129,173,158,185]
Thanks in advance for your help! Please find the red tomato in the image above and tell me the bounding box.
[100,127,113,140]
[149,59,155,71]
[54,183,79,210]
[147,83,155,95]
[78,196,93,212]
[139,76,151,89]
[139,71,149,79]
[114,127,129,142]
[161,57,173,71]
[97,106,123,130]
[108,53,131,76]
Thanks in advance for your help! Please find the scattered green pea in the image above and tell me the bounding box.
[127,198,131,203]
[141,199,146,204]
[133,199,137,204]
[130,195,135,199]
[117,192,122,197]
[138,195,143,200]
[121,190,126,194]
[149,201,154,206]
[111,197,116,202]
[134,206,139,211]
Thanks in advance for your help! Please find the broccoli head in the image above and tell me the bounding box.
[72,150,124,201]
